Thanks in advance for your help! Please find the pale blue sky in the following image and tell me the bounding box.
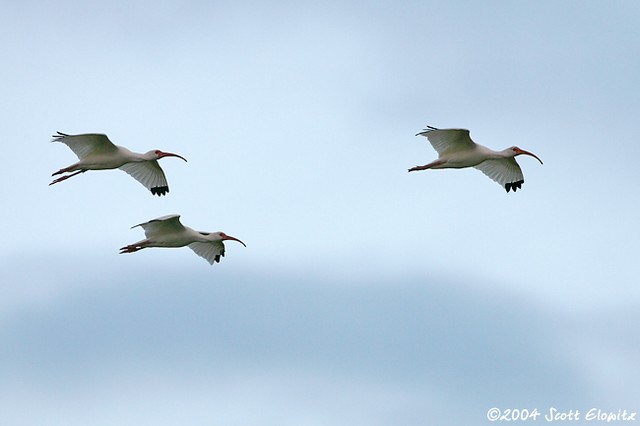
[2,1,640,424]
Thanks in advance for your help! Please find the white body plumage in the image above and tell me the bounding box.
[50,132,187,196]
[120,214,246,265]
[409,126,543,192]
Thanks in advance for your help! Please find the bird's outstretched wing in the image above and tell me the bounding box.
[119,161,170,196]
[474,158,525,192]
[188,241,225,265]
[133,214,185,238]
[51,132,118,160]
[416,127,475,156]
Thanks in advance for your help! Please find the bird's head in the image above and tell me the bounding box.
[508,146,543,164]
[206,232,247,247]
[146,150,188,162]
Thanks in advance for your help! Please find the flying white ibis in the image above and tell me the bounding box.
[50,132,187,196]
[408,126,543,192]
[119,214,246,265]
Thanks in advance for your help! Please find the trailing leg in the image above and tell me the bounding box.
[49,170,86,185]
[408,159,444,172]
[119,240,150,254]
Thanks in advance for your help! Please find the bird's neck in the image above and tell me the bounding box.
[479,146,509,160]
[192,228,214,243]
[138,152,154,161]
[119,146,146,161]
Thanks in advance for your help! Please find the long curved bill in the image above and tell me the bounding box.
[222,234,247,247]
[158,151,188,162]
[515,148,543,165]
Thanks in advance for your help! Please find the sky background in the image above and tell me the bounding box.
[2,1,640,424]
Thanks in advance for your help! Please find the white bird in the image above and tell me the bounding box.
[119,214,246,265]
[50,132,187,196]
[408,126,543,192]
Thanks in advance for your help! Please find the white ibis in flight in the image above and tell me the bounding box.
[408,126,543,192]
[119,214,246,265]
[50,132,187,196]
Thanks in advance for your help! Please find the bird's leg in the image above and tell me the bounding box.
[49,170,86,185]
[119,244,143,254]
[408,160,443,172]
[52,165,77,176]
[119,240,150,254]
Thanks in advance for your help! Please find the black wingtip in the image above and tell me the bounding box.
[151,186,169,196]
[415,125,439,136]
[505,180,524,193]
[51,131,69,140]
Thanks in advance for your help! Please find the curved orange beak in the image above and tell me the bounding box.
[158,151,188,162]
[515,148,543,165]
[222,234,247,247]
